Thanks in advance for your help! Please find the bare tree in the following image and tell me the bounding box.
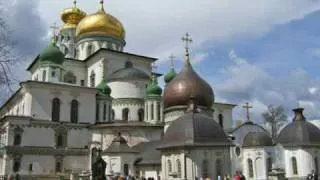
[0,4,18,93]
[262,105,288,143]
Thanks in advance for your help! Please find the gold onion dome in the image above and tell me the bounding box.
[61,1,86,30]
[75,4,125,40]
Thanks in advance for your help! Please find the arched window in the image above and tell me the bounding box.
[291,157,298,175]
[122,108,129,121]
[151,103,154,120]
[167,160,172,173]
[157,102,161,121]
[52,98,61,122]
[90,71,96,87]
[315,157,319,173]
[267,157,273,171]
[87,44,94,55]
[96,102,100,122]
[13,158,21,172]
[216,159,222,177]
[55,162,62,172]
[218,113,224,128]
[177,159,182,178]
[103,103,107,121]
[111,109,115,120]
[70,100,78,123]
[248,158,254,178]
[64,71,77,84]
[202,159,209,178]
[124,164,129,176]
[138,109,144,122]
[124,61,133,68]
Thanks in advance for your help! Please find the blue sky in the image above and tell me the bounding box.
[3,0,320,123]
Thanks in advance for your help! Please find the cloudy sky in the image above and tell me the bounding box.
[3,0,320,123]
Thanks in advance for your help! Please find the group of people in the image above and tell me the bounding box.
[233,171,246,180]
[307,170,319,180]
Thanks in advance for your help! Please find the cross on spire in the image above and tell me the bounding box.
[169,54,175,69]
[242,102,253,122]
[151,63,158,81]
[50,22,59,42]
[100,0,104,11]
[73,0,77,7]
[182,32,193,62]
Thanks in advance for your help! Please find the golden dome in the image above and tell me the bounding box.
[61,2,86,30]
[75,8,125,40]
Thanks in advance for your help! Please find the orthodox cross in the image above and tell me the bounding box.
[242,102,253,121]
[151,63,158,80]
[182,33,193,60]
[100,0,104,10]
[169,54,175,68]
[73,0,77,7]
[50,22,59,42]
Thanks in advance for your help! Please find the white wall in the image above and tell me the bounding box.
[109,81,147,99]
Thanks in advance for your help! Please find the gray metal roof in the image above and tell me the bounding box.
[278,108,320,147]
[158,109,232,149]
[243,131,273,147]
[133,141,162,166]
[107,67,150,82]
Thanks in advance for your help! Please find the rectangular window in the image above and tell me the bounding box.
[80,80,85,86]
[13,160,20,172]
[55,162,61,172]
[13,134,21,146]
[28,163,33,171]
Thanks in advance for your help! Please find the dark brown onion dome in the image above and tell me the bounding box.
[243,131,273,147]
[158,102,231,149]
[278,108,320,147]
[163,59,214,108]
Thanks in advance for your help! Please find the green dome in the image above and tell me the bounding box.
[164,68,177,84]
[39,42,64,64]
[97,79,112,96]
[147,77,162,96]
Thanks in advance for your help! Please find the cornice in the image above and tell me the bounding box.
[112,98,144,106]
[4,146,88,156]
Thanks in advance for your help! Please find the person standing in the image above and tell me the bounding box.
[234,171,241,180]
[312,170,319,180]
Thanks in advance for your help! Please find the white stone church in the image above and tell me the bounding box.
[0,1,320,179]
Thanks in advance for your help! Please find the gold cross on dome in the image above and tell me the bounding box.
[242,102,253,122]
[169,54,175,68]
[73,0,77,7]
[100,0,104,9]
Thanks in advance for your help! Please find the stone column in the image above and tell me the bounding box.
[144,102,147,121]
[154,101,158,122]
[99,101,104,122]
[148,101,152,122]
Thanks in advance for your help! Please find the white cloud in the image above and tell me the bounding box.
[214,50,320,122]
[35,0,320,65]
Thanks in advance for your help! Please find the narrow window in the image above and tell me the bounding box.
[216,159,222,177]
[96,102,100,122]
[70,100,78,123]
[138,109,144,122]
[13,134,21,146]
[167,160,172,173]
[157,102,161,121]
[111,109,115,120]
[122,108,129,121]
[248,158,254,178]
[52,98,60,122]
[42,70,47,81]
[124,164,129,176]
[151,103,154,120]
[90,71,96,87]
[56,134,64,147]
[315,157,319,173]
[267,157,273,171]
[51,71,56,77]
[202,159,209,178]
[292,157,298,175]
[28,164,33,172]
[177,159,182,178]
[80,80,85,86]
[56,162,62,172]
[218,114,224,128]
[103,103,107,121]
[13,159,20,172]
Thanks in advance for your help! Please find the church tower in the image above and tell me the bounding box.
[57,0,86,58]
[144,72,163,124]
[75,0,126,60]
[95,69,112,123]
